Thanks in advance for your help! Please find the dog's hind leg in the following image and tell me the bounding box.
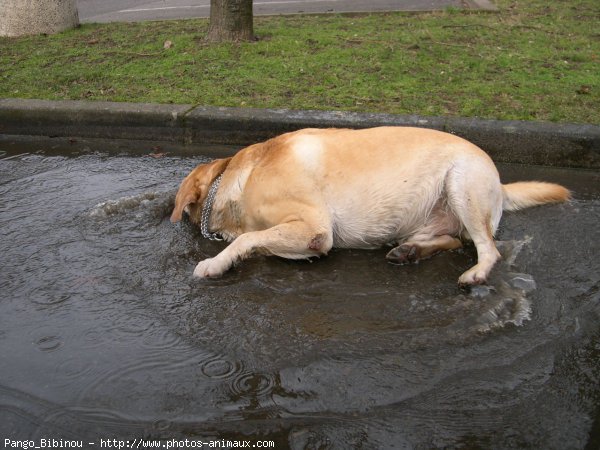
[386,198,463,264]
[445,157,503,286]
[193,220,333,278]
[386,235,462,264]
[456,223,501,286]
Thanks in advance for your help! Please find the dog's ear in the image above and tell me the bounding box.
[170,157,232,223]
[171,176,198,223]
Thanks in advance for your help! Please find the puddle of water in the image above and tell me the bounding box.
[0,150,599,448]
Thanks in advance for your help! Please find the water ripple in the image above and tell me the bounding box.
[201,356,243,380]
[30,328,63,353]
[229,372,276,399]
[33,335,62,352]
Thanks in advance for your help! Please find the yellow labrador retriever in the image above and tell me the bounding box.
[171,127,569,285]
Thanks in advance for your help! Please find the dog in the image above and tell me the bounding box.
[171,127,570,285]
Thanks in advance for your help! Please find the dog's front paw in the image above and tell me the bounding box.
[193,257,230,278]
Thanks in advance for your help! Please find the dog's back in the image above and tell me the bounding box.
[244,127,499,248]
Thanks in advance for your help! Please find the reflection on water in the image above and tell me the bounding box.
[0,152,599,448]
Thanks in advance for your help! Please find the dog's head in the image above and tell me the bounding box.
[170,157,232,224]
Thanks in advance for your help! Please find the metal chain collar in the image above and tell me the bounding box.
[200,173,224,241]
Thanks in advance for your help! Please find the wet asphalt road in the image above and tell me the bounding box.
[77,0,496,23]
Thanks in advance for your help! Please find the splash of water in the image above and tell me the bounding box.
[88,190,174,219]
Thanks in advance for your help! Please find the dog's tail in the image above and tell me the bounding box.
[502,181,571,212]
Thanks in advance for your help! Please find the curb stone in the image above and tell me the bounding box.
[0,98,598,168]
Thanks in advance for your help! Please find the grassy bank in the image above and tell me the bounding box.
[0,0,598,123]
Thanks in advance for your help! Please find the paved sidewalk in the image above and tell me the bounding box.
[78,0,497,23]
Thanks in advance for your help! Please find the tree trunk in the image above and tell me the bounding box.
[206,0,254,43]
[0,0,79,37]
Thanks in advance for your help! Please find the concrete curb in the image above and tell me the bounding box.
[1,98,599,168]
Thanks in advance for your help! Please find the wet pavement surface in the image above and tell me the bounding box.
[77,0,495,23]
[0,144,598,448]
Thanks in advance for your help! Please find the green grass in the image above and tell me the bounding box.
[1,0,598,123]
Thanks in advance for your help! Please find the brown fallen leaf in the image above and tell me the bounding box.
[576,85,591,95]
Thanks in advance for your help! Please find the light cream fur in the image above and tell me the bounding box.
[171,127,570,285]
